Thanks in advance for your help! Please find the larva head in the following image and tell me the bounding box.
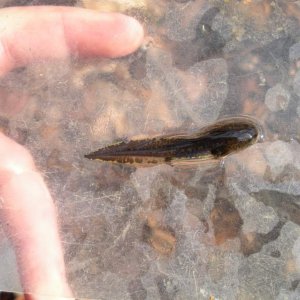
[203,116,263,158]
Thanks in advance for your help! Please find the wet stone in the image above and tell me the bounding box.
[290,279,300,291]
[264,141,293,177]
[239,221,285,257]
[150,181,174,210]
[210,197,243,245]
[253,189,300,225]
[129,52,147,80]
[142,215,176,256]
[293,70,300,97]
[233,190,279,235]
[155,275,179,300]
[265,83,290,112]
[289,42,300,61]
[128,279,147,300]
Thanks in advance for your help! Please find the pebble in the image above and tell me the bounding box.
[292,236,300,272]
[234,193,279,234]
[265,84,290,112]
[293,70,300,97]
[264,141,293,176]
[289,42,300,61]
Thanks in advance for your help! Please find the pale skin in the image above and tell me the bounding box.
[0,6,144,300]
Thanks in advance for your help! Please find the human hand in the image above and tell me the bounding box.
[0,6,143,300]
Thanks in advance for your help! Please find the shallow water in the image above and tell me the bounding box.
[0,0,300,299]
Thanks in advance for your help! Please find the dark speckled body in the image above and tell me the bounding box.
[85,116,263,166]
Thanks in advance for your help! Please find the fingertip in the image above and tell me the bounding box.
[66,11,145,58]
[110,14,144,57]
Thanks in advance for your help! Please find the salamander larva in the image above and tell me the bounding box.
[85,116,263,167]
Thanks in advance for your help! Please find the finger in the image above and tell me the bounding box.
[2,172,73,299]
[0,133,72,298]
[0,6,144,75]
